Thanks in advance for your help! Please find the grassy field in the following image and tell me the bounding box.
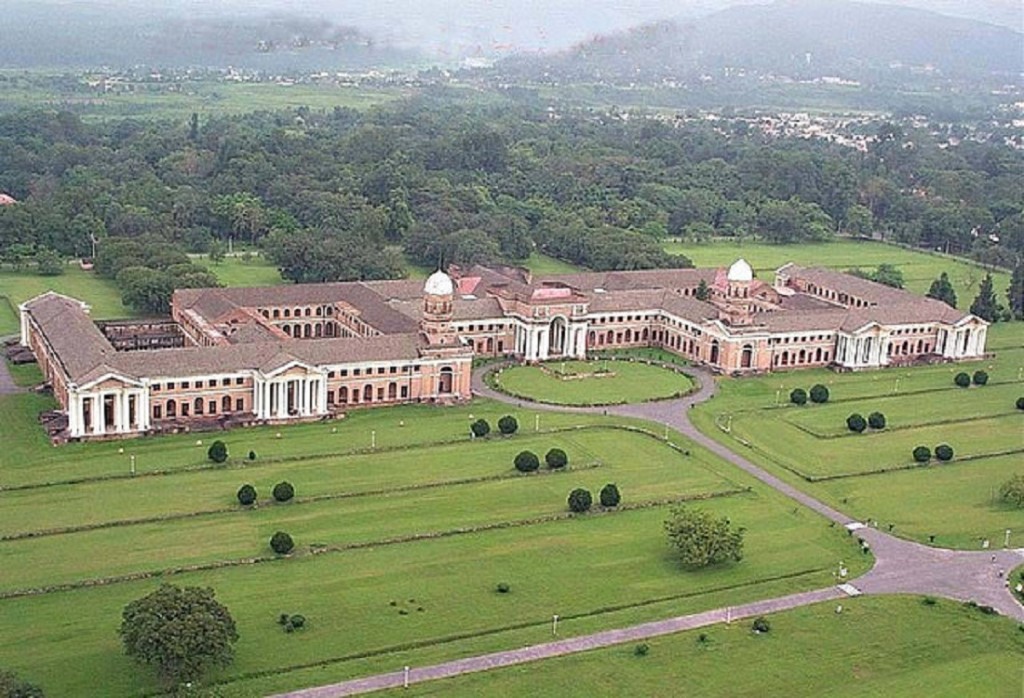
[0,78,409,121]
[0,266,132,335]
[0,397,871,697]
[492,360,694,405]
[691,322,1024,549]
[385,596,1024,698]
[197,254,285,287]
[666,238,1012,298]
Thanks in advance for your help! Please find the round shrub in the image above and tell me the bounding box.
[790,388,808,405]
[207,440,228,463]
[599,483,621,508]
[513,451,540,473]
[496,582,511,594]
[545,448,568,469]
[912,446,932,463]
[248,450,257,461]
[752,616,771,633]
[270,531,294,555]
[1017,397,1024,410]
[497,415,519,435]
[809,384,830,404]
[272,481,295,502]
[236,484,257,506]
[934,444,954,461]
[954,372,971,388]
[567,488,593,513]
[288,614,305,629]
[867,412,886,430]
[846,413,867,433]
[972,370,988,386]
[634,643,650,656]
[470,418,490,438]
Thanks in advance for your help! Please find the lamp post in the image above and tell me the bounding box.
[371,430,376,449]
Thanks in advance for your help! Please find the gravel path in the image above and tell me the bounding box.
[0,357,21,395]
[272,361,1024,697]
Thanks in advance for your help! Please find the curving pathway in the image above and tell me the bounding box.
[273,362,1023,698]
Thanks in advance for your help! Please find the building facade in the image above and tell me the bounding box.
[20,261,989,441]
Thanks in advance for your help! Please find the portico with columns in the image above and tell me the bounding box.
[513,317,589,362]
[253,363,329,421]
[68,375,151,438]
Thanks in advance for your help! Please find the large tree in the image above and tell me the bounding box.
[969,273,1002,321]
[0,669,44,698]
[119,584,238,687]
[926,271,958,308]
[1007,262,1024,320]
[664,506,744,568]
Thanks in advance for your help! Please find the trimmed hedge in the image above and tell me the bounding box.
[912,446,932,463]
[954,372,971,388]
[846,413,867,433]
[545,448,568,469]
[567,488,593,513]
[236,484,257,506]
[934,444,954,461]
[790,388,808,405]
[972,370,988,386]
[513,451,540,473]
[809,384,830,404]
[867,412,886,430]
[270,531,294,555]
[600,483,621,508]
[272,481,295,502]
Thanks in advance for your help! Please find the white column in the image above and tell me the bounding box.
[92,394,105,435]
[67,393,81,437]
[120,390,131,432]
[139,390,151,430]
[318,377,328,414]
[278,382,288,418]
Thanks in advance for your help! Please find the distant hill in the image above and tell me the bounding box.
[498,0,1023,84]
[0,4,416,70]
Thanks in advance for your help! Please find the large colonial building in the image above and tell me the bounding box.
[19,260,989,441]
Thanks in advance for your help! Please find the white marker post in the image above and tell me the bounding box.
[371,430,376,449]
[129,454,136,477]
[1005,529,1011,548]
[552,614,559,635]
[535,414,540,432]
[403,666,410,689]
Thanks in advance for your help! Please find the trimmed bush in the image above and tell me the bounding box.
[470,419,490,438]
[272,481,295,502]
[954,372,971,388]
[789,388,808,405]
[497,415,519,435]
[247,450,257,461]
[270,531,294,555]
[236,484,257,506]
[496,582,511,594]
[513,451,540,473]
[809,384,830,404]
[846,413,867,433]
[545,448,568,469]
[207,440,228,463]
[1016,397,1024,410]
[634,643,650,656]
[867,411,886,430]
[567,488,593,513]
[972,370,988,386]
[752,616,771,633]
[934,443,954,461]
[278,613,290,625]
[599,483,621,507]
[912,446,932,463]
[288,614,305,629]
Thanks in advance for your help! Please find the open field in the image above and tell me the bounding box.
[0,78,410,121]
[196,254,284,287]
[691,322,1024,548]
[0,266,132,335]
[385,596,1024,698]
[666,238,1012,298]
[492,360,694,405]
[0,400,869,696]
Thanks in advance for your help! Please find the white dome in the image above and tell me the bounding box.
[424,270,455,296]
[727,258,753,283]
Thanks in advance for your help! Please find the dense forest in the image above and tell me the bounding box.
[0,97,1021,314]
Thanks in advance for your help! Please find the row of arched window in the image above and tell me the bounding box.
[153,395,244,420]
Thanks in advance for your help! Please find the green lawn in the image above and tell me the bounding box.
[0,413,868,697]
[197,254,284,287]
[666,238,1012,298]
[0,267,132,335]
[691,323,1024,548]
[492,360,694,405]
[383,596,1024,698]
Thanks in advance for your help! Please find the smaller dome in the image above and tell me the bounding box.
[424,270,454,296]
[727,258,753,283]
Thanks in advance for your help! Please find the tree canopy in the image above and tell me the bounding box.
[119,584,238,687]
[664,506,745,568]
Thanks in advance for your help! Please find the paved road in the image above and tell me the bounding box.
[274,362,1024,697]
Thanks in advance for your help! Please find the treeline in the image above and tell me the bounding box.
[0,98,1021,293]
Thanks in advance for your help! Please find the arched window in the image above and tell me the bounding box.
[166,399,176,418]
[438,366,454,394]
[709,340,720,365]
[194,397,204,415]
[363,384,373,402]
[741,344,753,369]
[222,396,232,412]
[339,386,348,403]
[388,382,398,400]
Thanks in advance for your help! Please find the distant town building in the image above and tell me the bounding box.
[19,261,988,441]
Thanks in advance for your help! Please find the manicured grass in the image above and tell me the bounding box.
[666,238,1011,298]
[384,596,1024,698]
[493,360,694,406]
[197,254,284,287]
[4,360,43,388]
[0,421,867,697]
[0,267,132,335]
[691,323,1024,547]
